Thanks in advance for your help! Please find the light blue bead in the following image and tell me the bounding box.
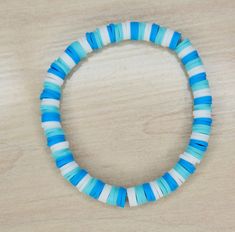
[192,124,211,135]
[175,38,191,54]
[70,41,87,59]
[107,186,119,206]
[44,82,61,93]
[138,22,146,40]
[82,178,98,195]
[159,177,171,194]
[191,80,209,91]
[156,178,169,196]
[57,58,71,74]
[63,167,81,181]
[174,163,191,180]
[45,128,64,138]
[155,27,166,45]
[94,29,103,48]
[135,185,148,205]
[185,58,203,71]
[194,104,212,111]
[186,145,205,160]
[114,23,123,42]
[51,148,72,160]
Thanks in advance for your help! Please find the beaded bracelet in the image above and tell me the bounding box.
[40,21,212,208]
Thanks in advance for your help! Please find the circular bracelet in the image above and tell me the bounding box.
[40,21,212,208]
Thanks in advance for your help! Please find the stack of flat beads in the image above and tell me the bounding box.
[40,21,212,208]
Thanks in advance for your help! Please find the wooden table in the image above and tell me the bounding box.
[0,0,234,231]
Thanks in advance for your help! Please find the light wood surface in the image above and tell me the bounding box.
[0,0,235,231]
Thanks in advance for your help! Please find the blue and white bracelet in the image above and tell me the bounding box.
[40,21,212,208]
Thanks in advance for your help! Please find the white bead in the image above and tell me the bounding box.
[47,72,64,86]
[60,161,79,176]
[191,132,210,142]
[98,184,112,203]
[76,174,92,192]
[122,21,131,40]
[168,170,183,186]
[60,52,76,70]
[127,187,138,207]
[188,65,206,76]
[41,99,60,107]
[170,168,185,183]
[177,45,196,59]
[41,121,62,129]
[98,26,110,45]
[44,77,61,86]
[193,110,211,118]
[50,141,69,152]
[193,88,211,98]
[161,28,174,47]
[151,181,163,198]
[143,23,152,41]
[78,36,92,54]
[180,152,200,165]
[149,181,162,199]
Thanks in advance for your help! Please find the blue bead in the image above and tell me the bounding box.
[169,31,181,50]
[182,51,199,64]
[56,154,74,168]
[48,67,65,79]
[193,118,212,126]
[65,45,81,64]
[107,24,116,43]
[194,96,212,105]
[40,89,61,100]
[178,159,196,174]
[162,173,178,191]
[189,140,207,151]
[130,22,139,40]
[50,62,66,78]
[143,183,156,202]
[149,23,159,42]
[189,73,207,86]
[69,169,87,186]
[41,112,60,122]
[116,187,127,208]
[190,139,208,147]
[47,135,65,146]
[86,32,99,50]
[89,179,105,199]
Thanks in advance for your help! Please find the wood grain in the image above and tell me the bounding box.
[0,0,235,231]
